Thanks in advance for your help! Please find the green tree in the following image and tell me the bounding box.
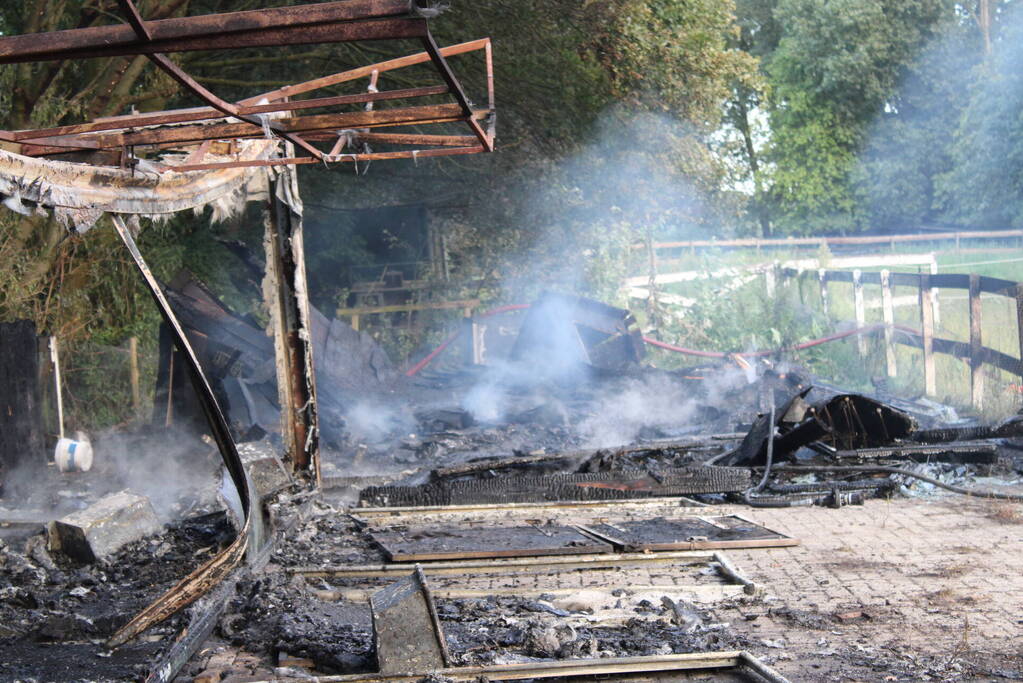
[764,0,949,234]
[936,5,1023,227]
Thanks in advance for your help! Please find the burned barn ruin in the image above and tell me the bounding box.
[1,2,1023,683]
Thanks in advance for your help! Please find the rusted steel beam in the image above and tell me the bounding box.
[117,0,152,40]
[0,1,419,63]
[165,145,484,172]
[22,104,480,153]
[13,85,450,143]
[246,38,490,103]
[306,132,478,146]
[420,33,492,151]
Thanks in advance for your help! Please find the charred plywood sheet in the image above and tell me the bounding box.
[579,516,797,552]
[370,524,613,562]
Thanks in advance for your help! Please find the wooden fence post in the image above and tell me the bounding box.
[1016,284,1023,385]
[920,272,936,396]
[818,269,829,319]
[880,270,897,378]
[764,266,776,299]
[930,259,941,327]
[969,274,984,412]
[128,336,141,418]
[50,336,64,440]
[853,269,866,355]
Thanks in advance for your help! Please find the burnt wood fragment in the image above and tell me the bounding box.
[0,321,44,489]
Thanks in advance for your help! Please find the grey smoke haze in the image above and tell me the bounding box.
[456,111,723,442]
[97,426,223,522]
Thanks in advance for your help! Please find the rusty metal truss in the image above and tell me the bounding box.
[0,0,495,172]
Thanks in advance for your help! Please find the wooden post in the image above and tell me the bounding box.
[128,336,141,418]
[929,259,941,327]
[1016,284,1023,384]
[764,266,776,299]
[818,269,829,318]
[880,270,897,378]
[164,351,174,427]
[50,336,65,440]
[853,269,866,355]
[920,272,936,396]
[969,274,984,412]
[263,164,320,482]
[0,322,45,483]
[351,314,360,331]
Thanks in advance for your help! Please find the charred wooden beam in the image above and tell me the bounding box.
[0,2,422,63]
[263,169,320,479]
[0,321,44,491]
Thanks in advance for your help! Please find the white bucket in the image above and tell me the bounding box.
[55,434,93,473]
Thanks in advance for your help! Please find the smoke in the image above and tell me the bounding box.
[577,364,754,448]
[0,423,224,524]
[457,111,720,432]
[92,425,223,522]
[344,400,413,445]
[491,109,716,304]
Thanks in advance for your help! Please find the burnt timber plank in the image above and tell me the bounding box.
[248,651,788,682]
[0,321,44,487]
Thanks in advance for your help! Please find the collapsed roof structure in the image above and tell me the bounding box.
[0,0,495,675]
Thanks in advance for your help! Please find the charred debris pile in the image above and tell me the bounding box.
[161,281,1023,509]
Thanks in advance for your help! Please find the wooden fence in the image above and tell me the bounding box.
[779,267,1023,411]
[639,229,1023,254]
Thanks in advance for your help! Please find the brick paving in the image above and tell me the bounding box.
[723,495,1023,679]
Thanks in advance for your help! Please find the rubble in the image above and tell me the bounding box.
[47,490,162,564]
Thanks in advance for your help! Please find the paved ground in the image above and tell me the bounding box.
[191,495,1023,681]
[726,495,1023,680]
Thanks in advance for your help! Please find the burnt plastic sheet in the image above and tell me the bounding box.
[370,524,613,562]
[578,515,797,552]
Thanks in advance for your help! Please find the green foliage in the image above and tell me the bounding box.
[936,7,1023,227]
[764,0,952,234]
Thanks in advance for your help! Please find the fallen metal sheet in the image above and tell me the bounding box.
[106,214,255,649]
[510,291,645,372]
[0,142,272,231]
[578,515,797,552]
[370,524,613,562]
[370,566,451,674]
[253,651,791,682]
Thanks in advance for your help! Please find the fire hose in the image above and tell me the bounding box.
[404,305,920,376]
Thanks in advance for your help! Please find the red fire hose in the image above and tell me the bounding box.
[404,304,531,376]
[404,304,919,376]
